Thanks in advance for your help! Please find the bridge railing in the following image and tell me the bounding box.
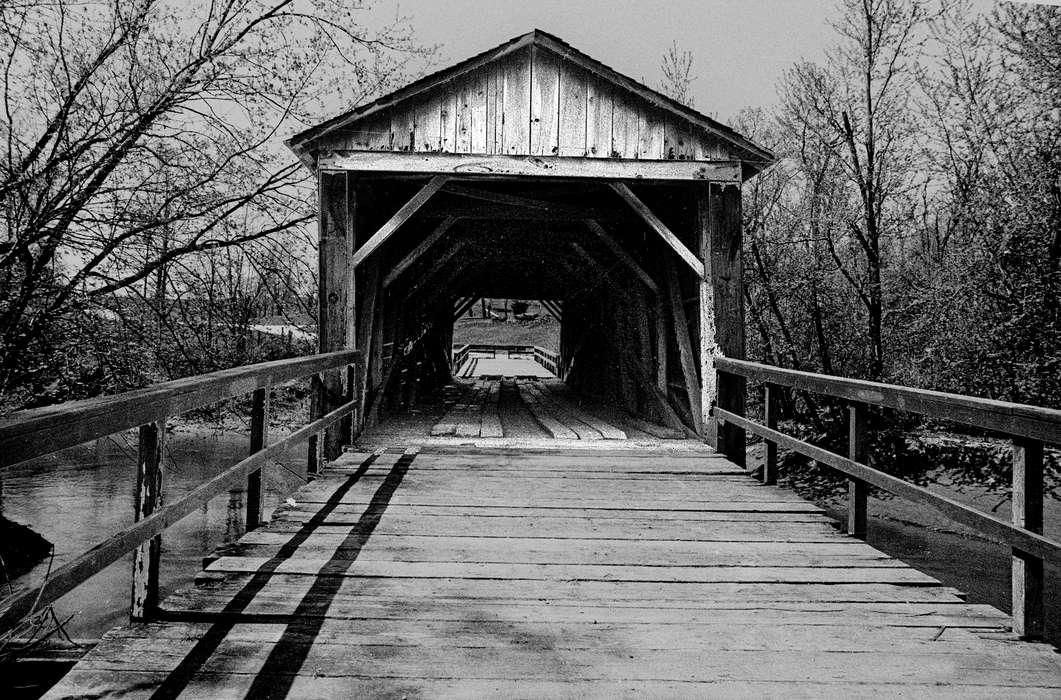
[450,343,563,378]
[713,357,1061,640]
[0,350,361,631]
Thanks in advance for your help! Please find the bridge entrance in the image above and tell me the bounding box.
[289,32,772,458]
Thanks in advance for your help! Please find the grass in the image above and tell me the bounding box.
[453,317,559,351]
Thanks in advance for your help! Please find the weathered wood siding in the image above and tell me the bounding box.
[323,47,733,161]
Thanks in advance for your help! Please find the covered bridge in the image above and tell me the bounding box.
[287,29,773,459]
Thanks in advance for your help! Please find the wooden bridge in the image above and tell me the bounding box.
[2,29,1061,698]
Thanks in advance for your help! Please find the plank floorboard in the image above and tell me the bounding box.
[44,441,1061,699]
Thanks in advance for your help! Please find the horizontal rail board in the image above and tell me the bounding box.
[714,358,1061,444]
[320,152,742,182]
[0,350,361,468]
[0,398,357,629]
[713,407,1061,564]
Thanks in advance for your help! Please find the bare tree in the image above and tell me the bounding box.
[660,41,696,107]
[0,0,429,402]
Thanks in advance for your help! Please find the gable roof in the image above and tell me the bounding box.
[287,29,774,176]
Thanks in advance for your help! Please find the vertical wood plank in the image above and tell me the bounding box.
[638,107,665,160]
[502,49,531,154]
[470,70,488,153]
[390,108,415,152]
[246,387,269,530]
[586,77,612,157]
[847,404,868,538]
[612,97,640,159]
[440,89,457,153]
[1012,437,1044,639]
[491,64,505,154]
[530,46,560,156]
[557,62,587,156]
[414,94,442,152]
[764,383,779,485]
[131,420,164,621]
[709,183,745,463]
[455,76,472,153]
[485,66,497,154]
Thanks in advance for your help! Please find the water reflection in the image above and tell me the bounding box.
[3,424,307,638]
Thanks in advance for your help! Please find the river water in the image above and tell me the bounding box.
[3,422,308,639]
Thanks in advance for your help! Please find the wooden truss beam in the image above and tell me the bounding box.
[663,257,703,434]
[452,296,479,322]
[382,216,459,288]
[541,300,562,321]
[320,152,742,183]
[609,182,705,278]
[401,240,468,303]
[445,183,600,218]
[351,175,448,269]
[584,220,659,294]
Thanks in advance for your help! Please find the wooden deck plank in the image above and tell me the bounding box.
[44,442,1061,699]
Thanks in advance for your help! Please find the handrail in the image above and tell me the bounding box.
[0,350,361,469]
[713,357,1059,640]
[713,357,1061,443]
[0,350,361,631]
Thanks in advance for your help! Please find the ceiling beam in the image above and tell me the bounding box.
[382,216,459,289]
[351,175,448,269]
[584,219,659,294]
[321,151,742,183]
[609,182,705,278]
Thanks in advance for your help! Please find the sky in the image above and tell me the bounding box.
[378,0,832,122]
[371,0,1020,123]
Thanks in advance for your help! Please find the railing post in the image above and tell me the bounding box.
[847,404,868,539]
[763,383,779,485]
[1012,437,1044,639]
[131,419,165,621]
[307,372,325,476]
[246,387,269,531]
[345,363,359,444]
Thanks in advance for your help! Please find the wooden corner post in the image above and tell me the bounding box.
[318,170,354,461]
[703,182,744,464]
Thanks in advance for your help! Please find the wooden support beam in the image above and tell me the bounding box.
[663,258,703,435]
[320,151,742,182]
[382,216,459,288]
[131,420,164,621]
[584,220,659,294]
[541,300,562,321]
[1012,437,1044,639]
[847,404,868,538]
[319,171,353,460]
[351,175,448,269]
[610,182,705,278]
[708,183,746,464]
[246,387,268,530]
